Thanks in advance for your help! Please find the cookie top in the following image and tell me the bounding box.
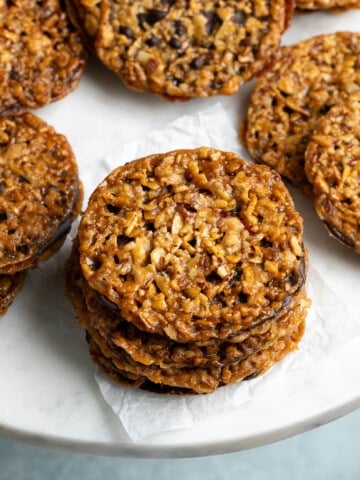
[305,95,360,253]
[94,0,293,100]
[296,0,360,9]
[0,113,81,274]
[244,32,360,192]
[78,147,306,343]
[0,0,87,114]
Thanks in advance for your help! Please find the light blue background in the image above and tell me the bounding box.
[1,408,359,479]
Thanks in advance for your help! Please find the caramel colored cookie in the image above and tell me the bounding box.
[0,113,82,276]
[305,95,360,253]
[244,32,360,192]
[296,0,360,9]
[0,0,87,114]
[78,147,307,343]
[94,0,294,100]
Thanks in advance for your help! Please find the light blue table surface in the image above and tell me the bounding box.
[1,408,359,479]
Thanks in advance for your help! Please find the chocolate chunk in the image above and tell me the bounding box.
[190,56,206,70]
[202,10,222,35]
[173,20,186,37]
[119,25,135,39]
[138,9,168,28]
[169,37,182,49]
[146,35,162,47]
[232,10,246,25]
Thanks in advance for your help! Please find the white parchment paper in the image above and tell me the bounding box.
[84,104,360,441]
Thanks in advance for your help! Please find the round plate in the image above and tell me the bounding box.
[0,10,359,458]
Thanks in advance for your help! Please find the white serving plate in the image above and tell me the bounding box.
[0,10,359,458]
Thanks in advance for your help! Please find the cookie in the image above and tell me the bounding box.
[305,95,360,253]
[295,0,360,9]
[93,0,294,100]
[0,0,87,114]
[244,32,360,193]
[78,147,307,343]
[0,112,82,278]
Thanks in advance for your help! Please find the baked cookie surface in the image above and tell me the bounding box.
[0,0,87,114]
[78,147,307,343]
[305,95,360,253]
[244,32,360,192]
[94,0,294,99]
[0,113,81,275]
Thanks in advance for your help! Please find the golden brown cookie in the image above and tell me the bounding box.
[0,0,87,114]
[78,147,307,343]
[244,32,360,193]
[0,113,82,278]
[305,95,360,253]
[93,0,294,100]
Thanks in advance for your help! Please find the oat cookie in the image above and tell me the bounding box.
[94,0,294,100]
[295,0,360,9]
[0,0,87,114]
[78,147,307,343]
[244,32,360,192]
[0,113,82,277]
[305,95,360,253]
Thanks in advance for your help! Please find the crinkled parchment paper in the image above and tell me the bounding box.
[79,104,359,441]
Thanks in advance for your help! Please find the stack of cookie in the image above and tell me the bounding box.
[66,147,310,394]
[67,0,293,100]
[244,32,360,253]
[0,113,82,314]
[0,1,87,313]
